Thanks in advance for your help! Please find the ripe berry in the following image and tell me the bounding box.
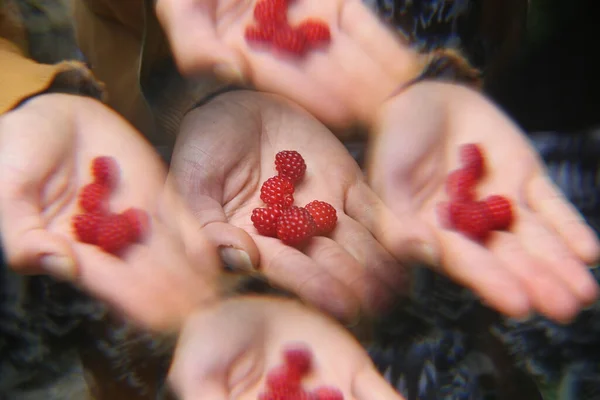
[283,344,312,376]
[72,212,104,244]
[277,206,316,245]
[454,201,492,241]
[96,213,133,254]
[266,364,301,391]
[260,176,295,207]
[275,150,307,183]
[445,169,476,201]
[459,143,485,179]
[78,182,109,213]
[122,207,150,242]
[304,201,337,235]
[91,156,119,189]
[245,22,278,42]
[254,0,288,26]
[252,204,285,237]
[296,19,331,46]
[484,195,514,230]
[273,26,308,56]
[312,386,344,400]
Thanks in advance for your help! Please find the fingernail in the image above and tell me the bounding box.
[40,255,76,280]
[417,242,439,267]
[213,63,244,84]
[219,247,255,273]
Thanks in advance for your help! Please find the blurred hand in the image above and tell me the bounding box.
[0,94,220,331]
[168,296,404,400]
[366,81,600,323]
[168,90,433,322]
[155,0,421,127]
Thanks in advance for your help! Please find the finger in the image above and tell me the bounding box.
[0,188,76,278]
[155,0,244,77]
[353,364,405,400]
[303,235,396,315]
[512,210,599,306]
[487,230,580,323]
[254,236,360,322]
[526,174,600,264]
[340,0,422,84]
[435,229,531,318]
[345,184,440,267]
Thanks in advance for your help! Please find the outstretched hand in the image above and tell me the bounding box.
[155,0,420,127]
[0,94,220,331]
[366,82,600,323]
[168,297,404,400]
[168,90,435,322]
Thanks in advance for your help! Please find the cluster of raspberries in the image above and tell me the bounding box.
[252,151,337,246]
[259,343,344,400]
[72,156,150,254]
[438,143,514,241]
[245,0,331,56]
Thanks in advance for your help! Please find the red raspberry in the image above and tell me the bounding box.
[245,22,279,43]
[96,213,133,254]
[277,206,316,245]
[445,169,476,201]
[260,176,295,207]
[484,195,514,230]
[459,143,485,179]
[78,182,109,213]
[447,201,470,229]
[304,201,337,235]
[296,19,331,46]
[283,344,313,376]
[91,156,119,189]
[121,208,150,242]
[254,0,288,26]
[454,201,492,241]
[312,386,344,400]
[275,150,307,183]
[266,364,301,391]
[252,204,285,237]
[72,212,104,244]
[273,25,308,56]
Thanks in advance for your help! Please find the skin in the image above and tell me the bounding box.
[168,296,405,400]
[0,94,221,332]
[367,81,600,323]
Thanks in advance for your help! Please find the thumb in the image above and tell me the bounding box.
[0,193,76,279]
[155,0,245,80]
[346,184,441,268]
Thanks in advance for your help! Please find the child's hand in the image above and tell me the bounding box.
[366,81,600,323]
[169,90,420,322]
[155,0,420,127]
[168,297,404,400]
[0,94,220,331]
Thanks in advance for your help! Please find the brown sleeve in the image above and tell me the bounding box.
[0,1,105,115]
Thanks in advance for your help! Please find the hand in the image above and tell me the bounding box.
[167,297,403,400]
[0,94,220,331]
[155,0,421,127]
[366,81,600,323]
[168,90,433,322]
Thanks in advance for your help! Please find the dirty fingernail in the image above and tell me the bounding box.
[213,63,244,83]
[40,255,76,280]
[219,247,255,273]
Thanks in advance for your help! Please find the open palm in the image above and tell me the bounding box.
[367,82,600,323]
[169,90,427,322]
[155,0,420,127]
[0,95,220,331]
[168,297,403,400]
